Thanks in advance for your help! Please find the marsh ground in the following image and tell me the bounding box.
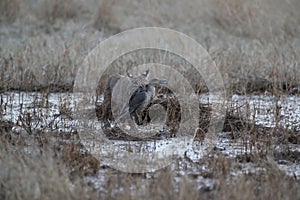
[0,0,300,199]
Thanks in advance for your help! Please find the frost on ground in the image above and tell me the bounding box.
[1,92,299,180]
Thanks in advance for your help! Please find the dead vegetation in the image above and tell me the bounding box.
[0,0,19,24]
[1,122,299,199]
[0,0,299,94]
[0,0,300,199]
[1,89,299,199]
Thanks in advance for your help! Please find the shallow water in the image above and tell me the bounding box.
[1,92,299,180]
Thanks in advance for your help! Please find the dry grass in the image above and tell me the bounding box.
[0,0,299,93]
[41,0,80,23]
[0,89,299,199]
[0,0,19,24]
[0,0,300,199]
[215,167,300,200]
[1,129,299,200]
[0,143,97,200]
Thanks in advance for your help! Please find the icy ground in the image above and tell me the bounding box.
[1,92,299,183]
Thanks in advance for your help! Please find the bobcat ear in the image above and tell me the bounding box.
[127,71,133,78]
[142,69,149,77]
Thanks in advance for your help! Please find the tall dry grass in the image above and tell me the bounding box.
[41,0,79,23]
[1,134,299,200]
[0,0,299,93]
[0,0,19,23]
[0,144,97,200]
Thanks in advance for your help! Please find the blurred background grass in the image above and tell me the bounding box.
[0,0,299,94]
